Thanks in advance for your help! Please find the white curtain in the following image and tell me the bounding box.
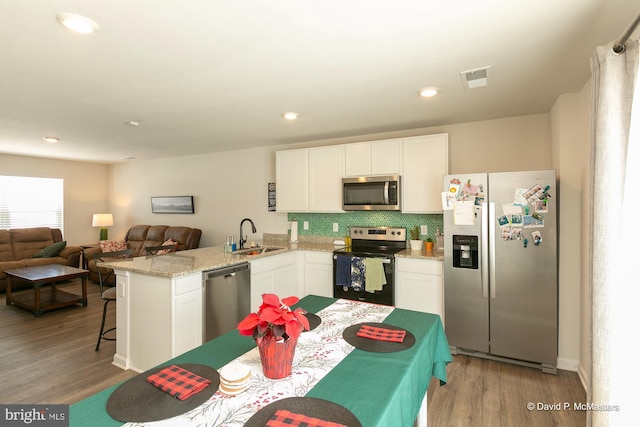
[589,39,639,426]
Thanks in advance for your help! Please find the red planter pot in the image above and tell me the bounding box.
[256,334,298,379]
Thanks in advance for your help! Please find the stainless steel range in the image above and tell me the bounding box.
[333,226,406,306]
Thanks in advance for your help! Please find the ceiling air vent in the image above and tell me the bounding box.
[460,66,490,89]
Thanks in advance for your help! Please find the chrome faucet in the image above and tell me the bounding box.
[239,218,257,249]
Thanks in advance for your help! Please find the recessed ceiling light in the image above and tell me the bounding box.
[43,137,60,143]
[56,12,100,34]
[418,87,439,98]
[125,120,140,126]
[282,112,299,121]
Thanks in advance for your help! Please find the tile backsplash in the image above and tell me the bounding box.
[287,212,443,240]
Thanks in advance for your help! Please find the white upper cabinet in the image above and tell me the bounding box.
[275,133,447,213]
[308,145,345,212]
[276,149,308,212]
[371,139,402,175]
[402,134,449,213]
[344,139,402,177]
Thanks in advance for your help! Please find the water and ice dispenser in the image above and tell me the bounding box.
[452,235,478,269]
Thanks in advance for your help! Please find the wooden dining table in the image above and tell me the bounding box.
[70,295,452,426]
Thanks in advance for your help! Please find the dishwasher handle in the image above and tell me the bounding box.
[203,263,249,280]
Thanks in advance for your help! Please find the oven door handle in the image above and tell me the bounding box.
[333,254,391,264]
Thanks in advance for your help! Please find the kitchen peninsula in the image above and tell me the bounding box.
[99,236,443,372]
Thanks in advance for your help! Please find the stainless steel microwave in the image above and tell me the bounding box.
[342,175,401,211]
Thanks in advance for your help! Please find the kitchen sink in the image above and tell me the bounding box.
[231,246,284,256]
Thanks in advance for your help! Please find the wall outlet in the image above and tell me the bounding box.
[333,223,339,232]
[303,221,309,230]
[421,225,428,235]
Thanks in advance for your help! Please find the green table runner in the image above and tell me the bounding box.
[70,295,451,426]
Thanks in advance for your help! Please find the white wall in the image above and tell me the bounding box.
[105,113,553,247]
[0,154,107,244]
[550,93,582,371]
[107,146,289,248]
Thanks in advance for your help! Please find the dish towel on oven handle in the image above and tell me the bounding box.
[350,257,365,291]
[335,255,351,288]
[364,258,386,292]
[266,409,347,427]
[146,364,211,400]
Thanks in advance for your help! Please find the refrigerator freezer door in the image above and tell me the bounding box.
[443,173,489,353]
[488,170,557,366]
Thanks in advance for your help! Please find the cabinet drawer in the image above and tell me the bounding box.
[304,251,332,265]
[174,274,202,296]
[396,258,442,275]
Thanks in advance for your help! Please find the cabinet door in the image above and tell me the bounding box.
[174,289,202,355]
[276,149,309,212]
[304,251,333,298]
[344,142,371,176]
[272,264,298,298]
[250,253,300,308]
[402,134,448,213]
[250,270,274,310]
[308,145,344,212]
[395,258,444,323]
[395,271,444,322]
[371,139,402,175]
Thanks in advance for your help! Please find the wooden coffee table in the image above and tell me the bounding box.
[5,264,88,317]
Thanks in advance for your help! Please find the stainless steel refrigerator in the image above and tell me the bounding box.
[443,170,557,373]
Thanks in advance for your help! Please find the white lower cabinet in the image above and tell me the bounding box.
[115,270,202,372]
[395,258,444,324]
[303,251,333,298]
[250,252,300,309]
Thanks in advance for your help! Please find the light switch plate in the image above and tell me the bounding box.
[303,221,309,230]
[333,223,339,232]
[421,225,428,235]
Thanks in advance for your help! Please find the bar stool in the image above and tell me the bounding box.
[93,249,133,351]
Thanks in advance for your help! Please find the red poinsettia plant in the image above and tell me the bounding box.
[237,293,310,341]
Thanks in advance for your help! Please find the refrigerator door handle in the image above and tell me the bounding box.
[488,202,497,299]
[481,202,489,298]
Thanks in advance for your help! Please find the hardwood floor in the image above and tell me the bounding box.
[2,282,586,426]
[0,281,137,404]
[427,354,587,426]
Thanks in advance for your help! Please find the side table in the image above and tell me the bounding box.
[80,243,99,269]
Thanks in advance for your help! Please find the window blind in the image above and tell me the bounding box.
[0,176,64,231]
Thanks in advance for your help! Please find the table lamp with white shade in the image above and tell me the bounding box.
[92,213,113,241]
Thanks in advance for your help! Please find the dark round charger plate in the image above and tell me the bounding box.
[304,312,321,331]
[342,322,415,353]
[106,363,220,422]
[244,397,361,427]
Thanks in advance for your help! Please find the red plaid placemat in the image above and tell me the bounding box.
[266,409,347,427]
[356,324,406,343]
[146,364,211,400]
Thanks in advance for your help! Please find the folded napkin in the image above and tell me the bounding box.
[356,325,406,343]
[146,365,211,400]
[266,409,347,427]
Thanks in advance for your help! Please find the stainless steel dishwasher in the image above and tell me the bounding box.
[203,262,250,342]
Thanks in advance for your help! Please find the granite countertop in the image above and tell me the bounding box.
[98,234,443,279]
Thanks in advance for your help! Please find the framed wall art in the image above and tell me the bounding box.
[151,196,195,214]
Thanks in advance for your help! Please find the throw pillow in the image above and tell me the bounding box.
[157,239,178,254]
[33,241,67,258]
[99,240,127,253]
